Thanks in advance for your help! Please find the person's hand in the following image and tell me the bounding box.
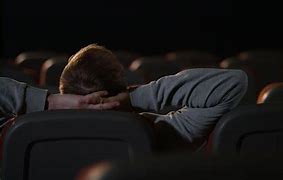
[47,91,120,110]
[102,91,132,111]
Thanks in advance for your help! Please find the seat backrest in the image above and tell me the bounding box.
[125,70,145,85]
[0,64,35,85]
[237,50,283,94]
[94,153,283,180]
[211,104,283,155]
[2,110,154,180]
[220,57,257,104]
[39,56,69,86]
[15,51,60,70]
[129,56,181,83]
[15,51,65,83]
[113,50,140,68]
[165,50,221,69]
[257,82,283,104]
[238,49,283,63]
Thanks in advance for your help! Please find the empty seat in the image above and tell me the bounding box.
[15,51,66,83]
[257,82,283,104]
[211,104,283,155]
[220,57,257,104]
[0,64,35,85]
[165,50,221,69]
[237,50,283,95]
[113,50,140,68]
[238,49,283,63]
[129,56,181,83]
[78,153,283,180]
[125,70,145,85]
[39,56,69,86]
[2,110,154,180]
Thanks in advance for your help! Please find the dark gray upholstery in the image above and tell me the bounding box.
[39,56,69,86]
[113,50,140,68]
[99,153,283,180]
[130,56,181,83]
[212,104,283,155]
[14,51,66,82]
[165,50,221,69]
[2,110,154,180]
[237,50,283,95]
[220,57,257,104]
[15,51,61,71]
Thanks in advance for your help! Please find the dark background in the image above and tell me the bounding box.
[1,0,283,58]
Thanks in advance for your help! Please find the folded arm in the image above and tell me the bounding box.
[130,68,248,143]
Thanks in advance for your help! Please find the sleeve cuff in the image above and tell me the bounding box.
[129,83,157,111]
[25,86,48,113]
[130,86,151,110]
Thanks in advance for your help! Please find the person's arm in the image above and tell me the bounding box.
[0,77,120,126]
[0,77,48,125]
[129,68,248,143]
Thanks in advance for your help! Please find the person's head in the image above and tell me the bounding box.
[60,44,127,96]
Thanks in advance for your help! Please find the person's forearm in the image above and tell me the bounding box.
[0,77,48,125]
[25,85,49,112]
[129,68,248,143]
[130,68,247,112]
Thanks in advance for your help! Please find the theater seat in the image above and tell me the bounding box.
[129,56,181,83]
[257,82,283,104]
[211,104,283,155]
[113,50,140,68]
[219,57,257,104]
[237,50,283,95]
[2,110,154,180]
[125,70,145,85]
[79,153,283,180]
[15,51,66,83]
[0,64,35,85]
[39,56,69,86]
[165,50,220,69]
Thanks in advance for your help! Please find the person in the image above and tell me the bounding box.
[0,44,248,151]
[58,44,248,151]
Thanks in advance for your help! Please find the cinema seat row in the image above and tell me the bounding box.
[1,49,283,180]
[2,102,283,180]
[1,49,282,103]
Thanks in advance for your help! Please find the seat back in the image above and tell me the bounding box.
[166,50,221,69]
[92,153,283,180]
[212,104,283,155]
[238,49,283,63]
[39,56,69,86]
[113,50,140,68]
[2,110,154,180]
[220,57,257,104]
[15,51,64,83]
[15,51,61,70]
[257,82,283,104]
[125,70,145,85]
[130,56,181,83]
[0,64,35,85]
[238,50,283,95]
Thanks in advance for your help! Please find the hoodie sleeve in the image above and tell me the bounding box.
[0,77,48,126]
[130,68,248,143]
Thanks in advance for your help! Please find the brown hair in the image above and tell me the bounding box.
[60,44,127,95]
